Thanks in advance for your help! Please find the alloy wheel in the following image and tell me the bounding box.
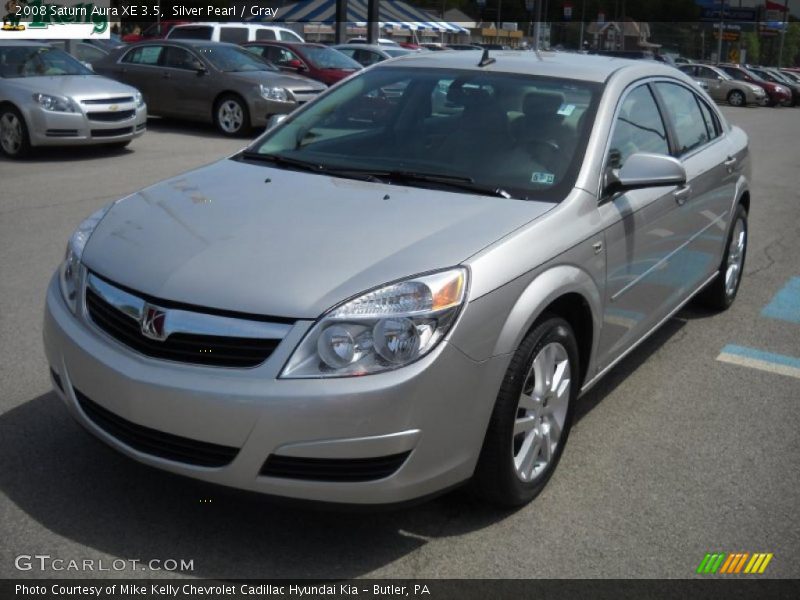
[0,112,22,155]
[217,100,244,134]
[513,342,571,482]
[725,217,746,298]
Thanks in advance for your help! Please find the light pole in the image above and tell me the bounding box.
[476,0,487,43]
[525,0,534,44]
[717,0,725,64]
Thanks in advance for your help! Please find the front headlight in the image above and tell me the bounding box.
[258,85,291,102]
[134,91,145,108]
[281,268,468,378]
[58,204,113,314]
[33,93,75,113]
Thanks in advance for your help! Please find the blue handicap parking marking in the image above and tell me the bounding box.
[761,276,800,324]
[717,344,800,380]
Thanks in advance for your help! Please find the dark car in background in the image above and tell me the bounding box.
[718,64,792,107]
[122,20,189,43]
[747,66,800,106]
[93,40,325,135]
[243,41,361,86]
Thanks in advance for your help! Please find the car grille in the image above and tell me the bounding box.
[91,127,134,138]
[81,96,135,105]
[260,452,411,482]
[84,277,283,368]
[87,110,136,122]
[74,388,239,467]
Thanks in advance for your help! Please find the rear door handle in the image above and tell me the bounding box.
[724,156,738,172]
[673,185,692,206]
[162,71,171,79]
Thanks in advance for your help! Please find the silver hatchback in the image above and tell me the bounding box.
[43,52,750,506]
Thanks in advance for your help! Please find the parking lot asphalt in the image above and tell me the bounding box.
[1,109,798,580]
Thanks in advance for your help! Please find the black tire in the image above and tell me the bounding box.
[698,204,748,311]
[0,105,31,158]
[727,90,746,107]
[472,315,579,507]
[213,94,251,137]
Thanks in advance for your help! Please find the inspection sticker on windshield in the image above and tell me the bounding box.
[557,104,576,116]
[531,172,555,185]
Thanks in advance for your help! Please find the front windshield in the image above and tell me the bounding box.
[0,46,93,78]
[197,45,276,72]
[302,46,361,70]
[245,67,600,201]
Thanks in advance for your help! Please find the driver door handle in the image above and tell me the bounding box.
[724,156,738,173]
[673,185,692,206]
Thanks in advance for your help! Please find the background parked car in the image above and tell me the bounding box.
[446,44,483,51]
[347,37,399,46]
[678,64,766,106]
[0,41,146,158]
[333,44,414,67]
[243,41,361,86]
[93,40,325,136]
[167,22,304,44]
[46,40,110,65]
[718,64,792,107]
[747,66,800,106]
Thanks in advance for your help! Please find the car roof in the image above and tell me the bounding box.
[171,22,294,30]
[367,50,676,83]
[334,44,391,52]
[126,39,241,50]
[244,41,324,49]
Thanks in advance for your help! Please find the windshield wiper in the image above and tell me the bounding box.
[239,151,330,173]
[346,169,513,198]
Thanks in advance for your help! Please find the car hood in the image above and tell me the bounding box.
[83,159,554,319]
[5,74,137,98]
[227,70,326,90]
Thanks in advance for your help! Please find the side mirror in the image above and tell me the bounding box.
[267,114,287,129]
[193,62,207,75]
[604,152,686,196]
[287,59,306,72]
[82,61,94,71]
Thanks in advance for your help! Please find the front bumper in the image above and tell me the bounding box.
[27,103,147,147]
[43,274,506,504]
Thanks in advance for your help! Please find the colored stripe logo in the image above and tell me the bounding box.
[696,552,773,574]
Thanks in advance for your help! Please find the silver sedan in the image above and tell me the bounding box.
[43,52,750,507]
[0,41,146,158]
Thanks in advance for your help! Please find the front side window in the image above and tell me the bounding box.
[162,46,201,71]
[279,29,304,42]
[244,67,600,201]
[608,84,669,169]
[655,82,710,155]
[0,46,94,78]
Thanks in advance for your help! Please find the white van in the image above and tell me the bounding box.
[166,23,304,44]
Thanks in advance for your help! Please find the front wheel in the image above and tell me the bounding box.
[698,204,748,311]
[727,90,746,107]
[472,316,579,507]
[214,94,250,137]
[0,105,31,158]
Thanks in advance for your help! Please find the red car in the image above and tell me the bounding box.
[121,20,189,43]
[718,64,792,107]
[242,41,362,86]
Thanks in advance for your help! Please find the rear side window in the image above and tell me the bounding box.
[255,29,277,41]
[121,46,163,65]
[220,27,248,44]
[697,97,721,141]
[609,84,669,168]
[655,82,710,155]
[169,26,212,40]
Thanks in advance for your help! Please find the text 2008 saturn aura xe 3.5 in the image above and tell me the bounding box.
[44,51,750,506]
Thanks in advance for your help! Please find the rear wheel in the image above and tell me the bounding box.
[0,105,30,158]
[214,94,250,136]
[472,316,579,507]
[698,204,748,311]
[727,90,746,107]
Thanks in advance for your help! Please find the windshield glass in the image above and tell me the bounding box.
[301,46,361,70]
[0,46,93,78]
[245,67,601,200]
[196,45,275,72]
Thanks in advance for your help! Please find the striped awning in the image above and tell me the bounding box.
[264,0,470,34]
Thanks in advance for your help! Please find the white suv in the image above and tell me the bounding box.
[167,23,304,44]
